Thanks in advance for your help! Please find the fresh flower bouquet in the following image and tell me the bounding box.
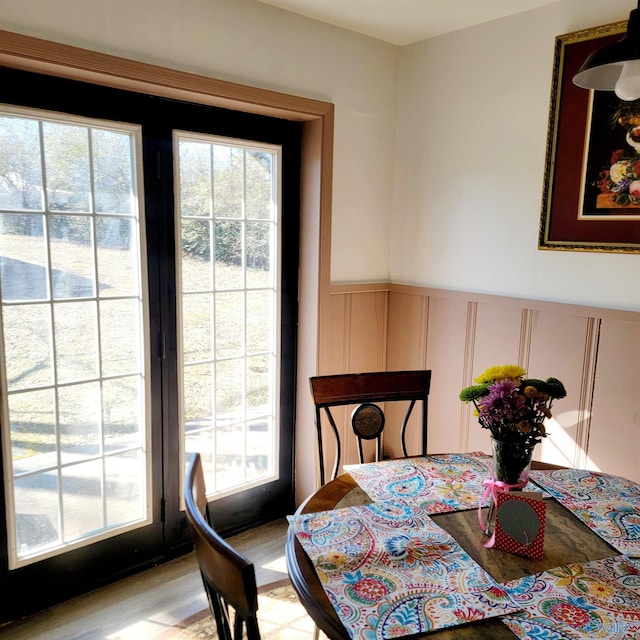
[459,364,566,485]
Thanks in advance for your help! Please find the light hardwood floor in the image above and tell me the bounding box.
[0,518,290,640]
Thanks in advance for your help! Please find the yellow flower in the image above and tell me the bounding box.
[610,160,630,184]
[584,579,617,600]
[474,364,526,384]
[316,551,351,571]
[551,563,584,587]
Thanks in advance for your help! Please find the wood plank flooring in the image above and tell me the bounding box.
[0,518,290,640]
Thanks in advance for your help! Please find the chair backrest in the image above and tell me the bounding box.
[184,453,261,640]
[310,370,432,485]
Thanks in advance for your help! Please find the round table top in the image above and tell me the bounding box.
[285,459,618,640]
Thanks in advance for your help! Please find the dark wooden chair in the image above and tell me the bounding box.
[185,453,261,640]
[310,370,432,485]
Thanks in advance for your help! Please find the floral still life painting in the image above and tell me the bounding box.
[540,22,640,251]
[584,96,640,215]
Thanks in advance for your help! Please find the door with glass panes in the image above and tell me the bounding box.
[0,68,299,622]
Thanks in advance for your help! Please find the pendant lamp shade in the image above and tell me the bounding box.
[573,2,640,100]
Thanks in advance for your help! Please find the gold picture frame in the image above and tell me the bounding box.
[539,21,640,253]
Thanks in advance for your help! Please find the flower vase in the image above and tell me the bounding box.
[490,437,535,487]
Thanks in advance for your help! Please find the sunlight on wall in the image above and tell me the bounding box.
[539,413,601,472]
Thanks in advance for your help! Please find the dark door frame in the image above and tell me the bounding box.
[0,28,334,620]
[0,66,300,622]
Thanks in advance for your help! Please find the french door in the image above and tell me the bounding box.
[0,67,299,622]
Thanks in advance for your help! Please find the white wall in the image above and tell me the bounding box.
[393,0,640,312]
[0,0,398,283]
[1,0,639,310]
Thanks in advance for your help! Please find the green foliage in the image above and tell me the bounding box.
[521,378,546,390]
[179,145,272,270]
[215,220,241,265]
[182,219,211,259]
[545,377,567,399]
[459,383,490,402]
[522,377,566,399]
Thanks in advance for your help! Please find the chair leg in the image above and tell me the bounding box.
[246,615,262,640]
[313,624,320,640]
[233,613,243,640]
[205,581,233,640]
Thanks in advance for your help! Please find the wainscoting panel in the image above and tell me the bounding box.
[526,311,593,470]
[327,292,349,374]
[464,302,527,455]
[385,290,428,458]
[587,317,640,483]
[349,290,387,373]
[412,293,469,455]
[318,287,388,480]
[322,283,640,484]
[386,290,428,369]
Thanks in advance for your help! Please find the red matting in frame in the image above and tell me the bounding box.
[540,22,640,252]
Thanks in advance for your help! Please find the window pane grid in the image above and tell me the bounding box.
[178,134,279,499]
[0,107,149,567]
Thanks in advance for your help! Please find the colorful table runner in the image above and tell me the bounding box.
[501,555,640,639]
[288,499,520,639]
[345,453,543,512]
[530,469,640,557]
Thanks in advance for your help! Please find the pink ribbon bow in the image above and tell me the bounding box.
[478,477,527,548]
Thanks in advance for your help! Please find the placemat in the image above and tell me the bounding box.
[530,469,640,557]
[501,555,640,639]
[529,468,640,502]
[345,453,542,512]
[288,499,520,640]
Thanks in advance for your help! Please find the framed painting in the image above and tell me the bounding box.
[539,21,640,253]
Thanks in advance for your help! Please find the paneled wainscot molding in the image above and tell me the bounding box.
[318,283,640,487]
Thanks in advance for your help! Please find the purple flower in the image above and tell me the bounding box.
[478,380,528,426]
[613,177,631,193]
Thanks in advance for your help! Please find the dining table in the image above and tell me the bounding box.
[285,453,640,640]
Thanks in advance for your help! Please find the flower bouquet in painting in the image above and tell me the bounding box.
[459,365,566,486]
[592,101,640,209]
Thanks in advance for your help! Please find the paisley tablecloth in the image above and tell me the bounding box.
[287,498,520,639]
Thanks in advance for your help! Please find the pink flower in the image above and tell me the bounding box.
[630,180,640,199]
